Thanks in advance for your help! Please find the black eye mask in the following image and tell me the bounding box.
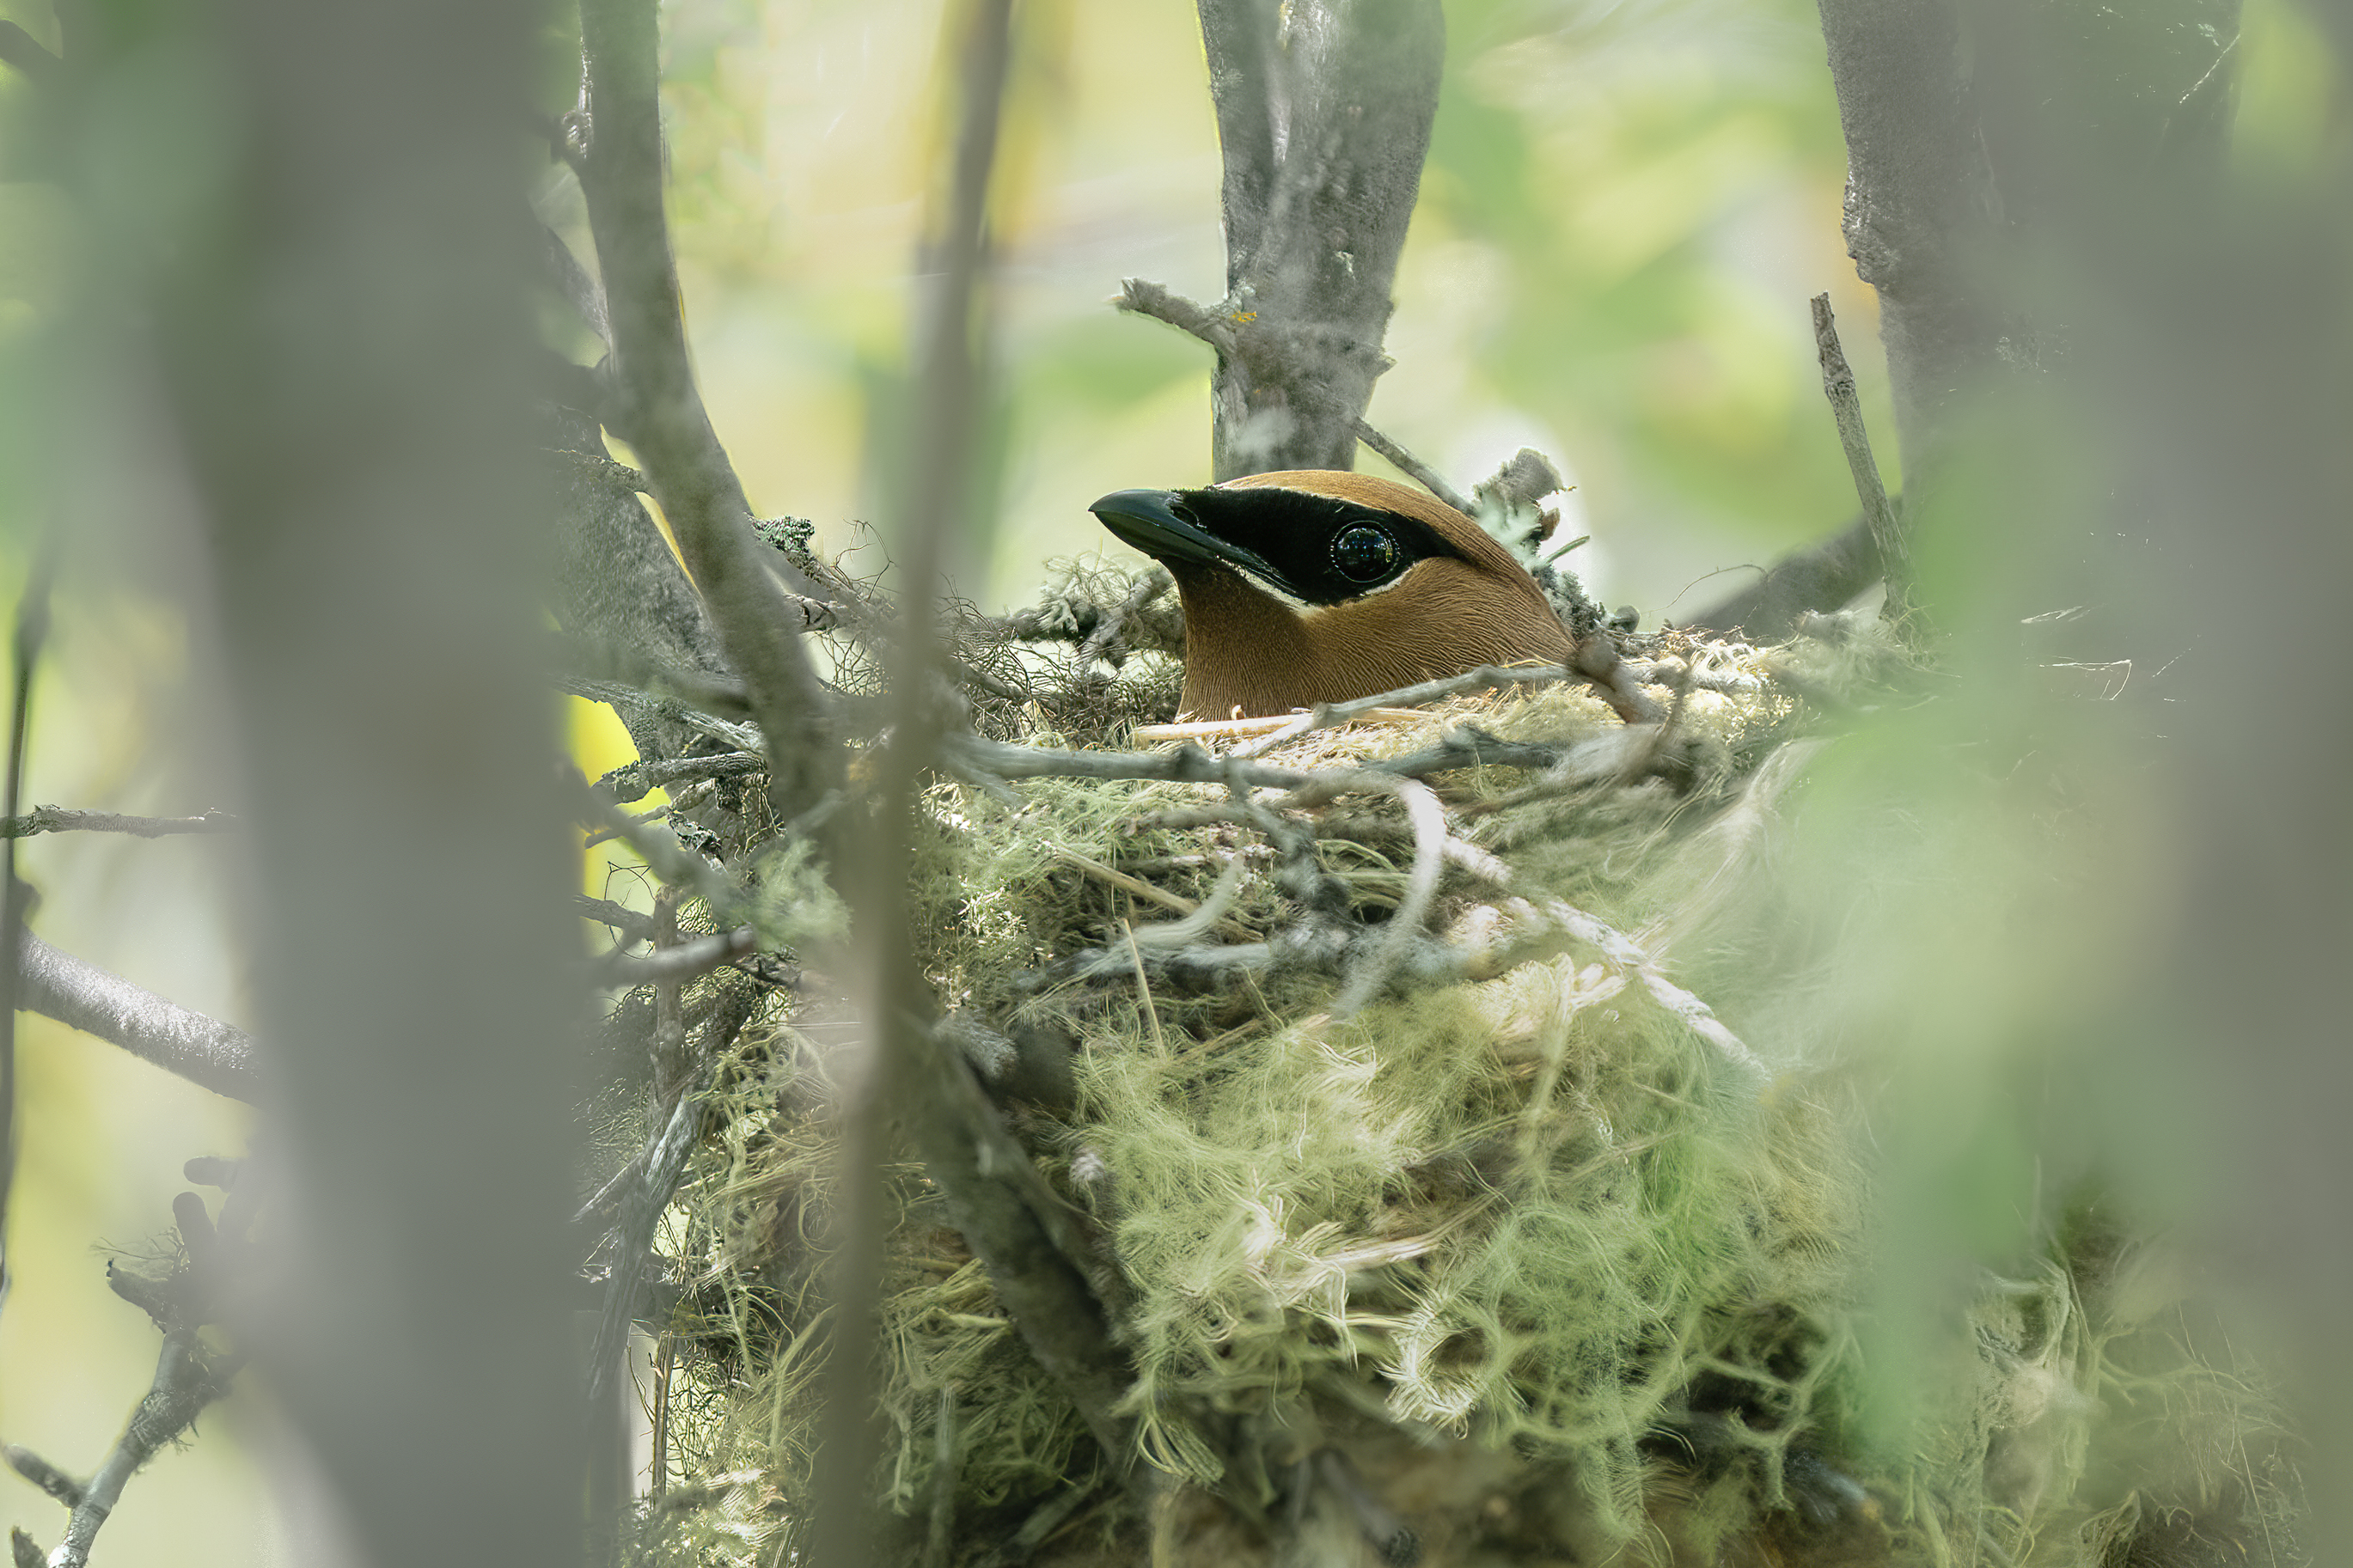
[1090,486,1466,606]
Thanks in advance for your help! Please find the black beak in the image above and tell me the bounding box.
[1089,488,1280,581]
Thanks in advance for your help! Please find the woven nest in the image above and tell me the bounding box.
[597,563,2300,1568]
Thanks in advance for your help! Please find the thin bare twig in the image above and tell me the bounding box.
[1125,855,1252,948]
[1809,293,1907,598]
[1529,897,1761,1078]
[1351,420,1473,516]
[1228,662,1580,760]
[1329,775,1445,1017]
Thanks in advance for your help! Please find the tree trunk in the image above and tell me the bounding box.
[1195,0,1445,478]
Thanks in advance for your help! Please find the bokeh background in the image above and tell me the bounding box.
[0,0,2344,1559]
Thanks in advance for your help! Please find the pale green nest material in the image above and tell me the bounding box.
[627,613,2300,1567]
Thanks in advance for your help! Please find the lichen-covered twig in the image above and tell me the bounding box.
[591,926,756,987]
[560,677,762,753]
[28,1329,236,1568]
[0,808,235,840]
[595,751,766,805]
[583,990,756,1403]
[570,768,742,917]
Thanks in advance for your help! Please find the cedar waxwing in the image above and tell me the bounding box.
[1091,470,1576,720]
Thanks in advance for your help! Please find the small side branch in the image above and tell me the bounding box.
[1809,294,1908,601]
[591,926,756,987]
[1116,278,1238,356]
[2,1446,81,1507]
[595,751,766,805]
[1351,420,1473,516]
[0,808,235,840]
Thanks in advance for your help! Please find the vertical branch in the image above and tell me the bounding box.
[574,0,842,826]
[812,3,1016,1563]
[1812,0,2000,486]
[1194,0,1280,281]
[1814,0,2244,506]
[1190,0,1445,477]
[0,538,55,1316]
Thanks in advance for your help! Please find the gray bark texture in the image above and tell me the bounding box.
[1195,0,1445,478]
[1813,0,2243,491]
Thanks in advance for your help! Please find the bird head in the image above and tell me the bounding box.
[1090,469,1576,721]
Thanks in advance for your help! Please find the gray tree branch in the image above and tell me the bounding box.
[574,0,843,826]
[1187,0,1445,477]
[15,933,260,1103]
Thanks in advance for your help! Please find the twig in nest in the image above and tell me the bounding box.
[563,677,763,753]
[1531,897,1760,1079]
[596,751,766,805]
[583,986,758,1403]
[1225,654,1658,760]
[1127,854,1250,949]
[590,926,756,986]
[1329,775,1445,1018]
[1054,846,1197,920]
[1078,567,1176,667]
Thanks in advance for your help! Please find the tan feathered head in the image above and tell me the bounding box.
[1091,470,1574,720]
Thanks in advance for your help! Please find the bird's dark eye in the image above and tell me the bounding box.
[1329,523,1401,584]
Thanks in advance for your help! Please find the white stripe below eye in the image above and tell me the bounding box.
[1233,561,1418,614]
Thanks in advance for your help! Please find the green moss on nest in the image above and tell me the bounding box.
[614,610,2299,1567]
